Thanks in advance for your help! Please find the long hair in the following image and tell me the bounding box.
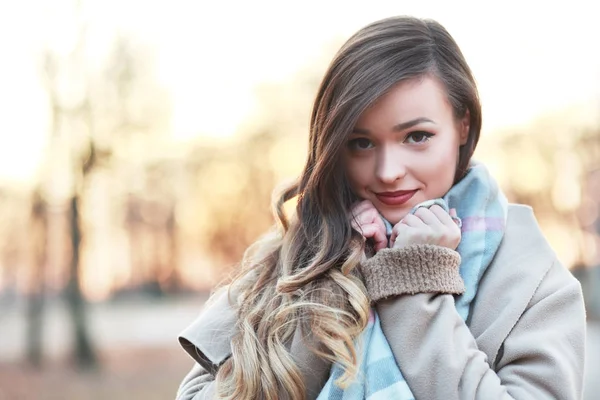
[214,16,482,399]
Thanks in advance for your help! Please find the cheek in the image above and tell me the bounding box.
[421,146,459,193]
[344,157,371,190]
[348,169,369,196]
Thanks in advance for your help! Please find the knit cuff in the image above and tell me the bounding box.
[360,244,465,302]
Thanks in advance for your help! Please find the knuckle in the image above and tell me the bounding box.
[367,209,378,221]
[431,205,444,213]
[414,208,428,218]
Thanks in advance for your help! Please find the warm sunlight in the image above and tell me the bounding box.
[1,0,599,283]
[1,3,599,398]
[2,0,599,185]
[1,1,598,297]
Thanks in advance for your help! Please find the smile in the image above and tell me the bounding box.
[375,190,418,206]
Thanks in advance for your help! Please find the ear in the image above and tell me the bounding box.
[458,109,470,145]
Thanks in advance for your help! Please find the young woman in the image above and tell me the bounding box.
[176,16,586,400]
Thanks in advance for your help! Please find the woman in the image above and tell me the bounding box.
[176,16,586,400]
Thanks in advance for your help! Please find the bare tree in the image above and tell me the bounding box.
[39,1,168,368]
[26,189,48,367]
[42,43,99,367]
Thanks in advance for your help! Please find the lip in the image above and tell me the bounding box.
[375,189,417,206]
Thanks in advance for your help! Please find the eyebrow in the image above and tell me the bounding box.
[352,117,435,135]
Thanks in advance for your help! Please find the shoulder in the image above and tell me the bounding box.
[480,203,579,295]
[500,204,555,263]
[177,269,260,374]
[491,203,581,314]
[469,204,582,356]
[178,285,239,375]
[496,204,579,285]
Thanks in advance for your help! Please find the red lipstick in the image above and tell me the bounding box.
[375,190,417,206]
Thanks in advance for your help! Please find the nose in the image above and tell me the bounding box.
[375,145,406,184]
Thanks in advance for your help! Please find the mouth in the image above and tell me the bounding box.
[375,189,418,206]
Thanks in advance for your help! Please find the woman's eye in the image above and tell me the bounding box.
[347,138,374,150]
[405,131,434,144]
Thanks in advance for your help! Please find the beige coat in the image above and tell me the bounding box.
[176,205,586,399]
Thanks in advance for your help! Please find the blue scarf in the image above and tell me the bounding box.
[317,162,508,399]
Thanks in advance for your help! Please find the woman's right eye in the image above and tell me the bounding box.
[347,138,374,151]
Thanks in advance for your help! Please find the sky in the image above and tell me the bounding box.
[0,0,599,185]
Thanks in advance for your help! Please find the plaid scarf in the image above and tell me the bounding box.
[317,162,508,399]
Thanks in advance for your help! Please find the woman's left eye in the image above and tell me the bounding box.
[405,131,434,144]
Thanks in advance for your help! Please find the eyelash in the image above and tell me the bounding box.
[406,131,435,144]
[347,137,374,151]
[347,131,435,151]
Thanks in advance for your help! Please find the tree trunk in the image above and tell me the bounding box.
[164,209,181,292]
[26,291,45,367]
[26,191,47,367]
[65,195,98,369]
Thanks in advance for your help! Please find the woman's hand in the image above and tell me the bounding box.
[350,200,388,252]
[390,205,461,250]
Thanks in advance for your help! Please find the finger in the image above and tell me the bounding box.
[429,205,457,230]
[389,227,397,247]
[414,207,445,229]
[373,229,389,251]
[399,213,426,228]
[375,214,388,236]
[359,224,388,251]
[389,223,411,248]
[449,208,462,228]
[365,221,388,251]
[356,223,377,237]
[352,207,382,230]
[351,201,379,226]
[350,203,388,250]
[389,225,400,248]
[389,222,402,247]
[390,215,420,247]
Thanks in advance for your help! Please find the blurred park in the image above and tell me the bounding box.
[1,0,600,399]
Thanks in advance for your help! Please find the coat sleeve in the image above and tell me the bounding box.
[175,286,238,400]
[176,362,217,400]
[369,253,586,400]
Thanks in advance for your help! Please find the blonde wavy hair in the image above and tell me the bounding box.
[213,15,482,400]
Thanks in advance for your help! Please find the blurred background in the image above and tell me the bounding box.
[0,0,599,399]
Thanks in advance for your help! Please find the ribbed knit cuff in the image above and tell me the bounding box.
[360,244,465,302]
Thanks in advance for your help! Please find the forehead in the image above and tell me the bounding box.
[355,76,454,127]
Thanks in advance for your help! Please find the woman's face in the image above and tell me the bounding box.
[343,76,469,225]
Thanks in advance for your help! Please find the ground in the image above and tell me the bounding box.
[1,295,598,399]
[0,346,190,400]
